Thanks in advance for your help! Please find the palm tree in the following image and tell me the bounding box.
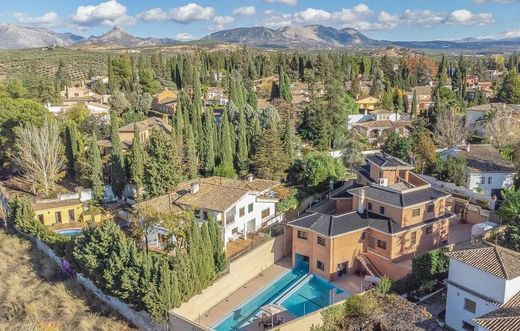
[475,109,497,126]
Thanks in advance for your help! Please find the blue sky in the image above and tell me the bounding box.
[1,0,519,41]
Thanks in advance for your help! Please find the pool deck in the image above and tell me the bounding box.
[198,257,292,329]
[332,274,365,295]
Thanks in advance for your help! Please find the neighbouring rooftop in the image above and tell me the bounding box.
[366,153,414,169]
[442,144,515,173]
[348,184,450,208]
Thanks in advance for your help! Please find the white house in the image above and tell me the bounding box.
[135,176,282,248]
[439,144,515,198]
[445,241,520,331]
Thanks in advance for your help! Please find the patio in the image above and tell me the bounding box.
[226,233,270,260]
[50,221,88,231]
[448,222,472,245]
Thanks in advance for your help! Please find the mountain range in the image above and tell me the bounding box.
[1,23,519,51]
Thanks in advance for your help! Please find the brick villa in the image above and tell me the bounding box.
[288,154,454,281]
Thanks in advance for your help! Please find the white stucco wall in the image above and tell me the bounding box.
[467,172,515,196]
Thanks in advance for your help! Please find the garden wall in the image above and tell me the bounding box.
[15,229,166,331]
[172,233,289,321]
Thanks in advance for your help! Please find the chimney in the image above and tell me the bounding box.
[358,188,366,214]
[466,144,471,152]
[246,174,254,182]
[190,181,200,194]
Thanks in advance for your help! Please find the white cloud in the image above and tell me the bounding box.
[13,11,60,27]
[137,3,215,23]
[72,0,134,26]
[175,32,195,41]
[233,6,256,16]
[263,0,298,7]
[482,28,520,39]
[262,5,494,32]
[448,9,494,25]
[211,15,235,30]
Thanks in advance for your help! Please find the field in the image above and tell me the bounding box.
[0,48,108,82]
[0,230,135,331]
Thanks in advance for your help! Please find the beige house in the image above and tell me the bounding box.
[152,90,178,114]
[289,154,454,281]
[355,96,380,112]
[405,85,434,114]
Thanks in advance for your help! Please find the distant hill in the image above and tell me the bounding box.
[0,24,84,50]
[77,26,178,48]
[202,25,384,49]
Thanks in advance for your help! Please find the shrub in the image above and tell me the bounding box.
[375,275,392,295]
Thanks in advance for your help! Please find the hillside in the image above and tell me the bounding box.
[0,24,83,50]
[77,26,178,48]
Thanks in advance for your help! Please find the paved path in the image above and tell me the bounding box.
[197,258,292,328]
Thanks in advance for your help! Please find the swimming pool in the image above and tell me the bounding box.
[212,262,344,331]
[55,228,82,236]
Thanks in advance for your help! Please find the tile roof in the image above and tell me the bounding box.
[445,144,515,173]
[355,119,411,129]
[118,117,172,133]
[348,184,450,208]
[33,199,82,211]
[467,103,520,113]
[446,241,520,279]
[135,176,279,213]
[366,153,413,168]
[474,302,520,331]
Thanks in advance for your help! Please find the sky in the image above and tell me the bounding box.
[0,0,519,41]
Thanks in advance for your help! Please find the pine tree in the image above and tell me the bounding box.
[278,66,292,102]
[252,123,290,181]
[130,125,145,200]
[202,112,215,175]
[87,133,104,203]
[215,110,235,178]
[64,122,79,178]
[110,112,126,198]
[236,109,249,176]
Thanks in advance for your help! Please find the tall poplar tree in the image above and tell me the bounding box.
[64,122,79,178]
[236,109,249,176]
[215,110,235,178]
[202,112,215,175]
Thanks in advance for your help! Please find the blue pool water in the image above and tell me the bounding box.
[212,262,344,331]
[55,228,82,236]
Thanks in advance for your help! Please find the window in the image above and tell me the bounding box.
[380,206,385,215]
[239,207,245,217]
[261,208,270,219]
[480,176,485,184]
[464,298,476,314]
[462,321,475,331]
[361,232,366,240]
[367,202,372,210]
[297,231,308,240]
[411,231,417,244]
[377,240,387,250]
[426,225,433,235]
[232,227,238,234]
[68,209,75,222]
[412,208,420,217]
[488,177,492,184]
[55,211,62,224]
[316,260,325,271]
[248,203,254,213]
[317,236,325,246]
[427,204,434,213]
[158,233,167,243]
[37,214,44,224]
[202,211,209,220]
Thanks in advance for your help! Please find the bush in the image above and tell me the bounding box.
[411,248,449,283]
[375,275,392,295]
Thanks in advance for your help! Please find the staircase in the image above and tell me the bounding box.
[356,254,382,278]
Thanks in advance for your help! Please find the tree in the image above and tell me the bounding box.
[14,120,65,197]
[144,129,182,197]
[499,187,520,224]
[343,294,377,330]
[236,109,249,175]
[110,89,131,114]
[139,67,161,95]
[64,122,79,177]
[296,153,346,189]
[278,66,292,102]
[86,133,104,203]
[412,131,437,175]
[215,110,235,178]
[136,92,153,114]
[130,125,145,200]
[110,112,126,198]
[498,70,520,104]
[411,89,418,117]
[282,113,297,162]
[433,110,468,148]
[381,131,412,161]
[252,123,290,181]
[129,207,161,253]
[201,112,216,175]
[483,109,520,150]
[183,125,198,179]
[433,156,468,186]
[342,129,367,172]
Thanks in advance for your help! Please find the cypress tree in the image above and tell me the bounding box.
[183,125,198,179]
[278,66,292,102]
[87,133,104,203]
[176,253,194,301]
[187,219,203,293]
[64,121,79,178]
[201,222,216,283]
[248,116,262,156]
[236,109,249,176]
[282,113,297,162]
[209,219,226,273]
[202,112,215,175]
[110,112,126,198]
[252,123,290,181]
[411,89,418,117]
[130,125,145,200]
[215,110,235,178]
[192,68,203,145]
[108,55,115,92]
